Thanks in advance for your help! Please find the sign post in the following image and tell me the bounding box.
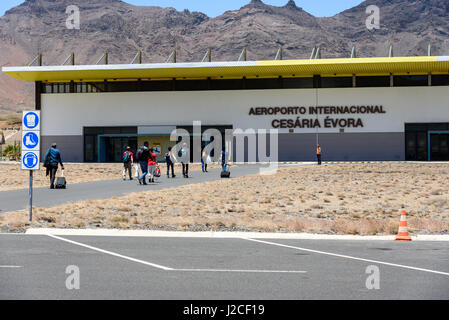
[21,111,41,222]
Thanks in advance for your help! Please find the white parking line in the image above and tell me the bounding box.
[174,269,306,274]
[46,234,306,274]
[244,238,449,277]
[46,234,174,271]
[0,266,23,268]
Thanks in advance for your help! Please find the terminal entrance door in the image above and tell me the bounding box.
[405,123,449,161]
[429,132,449,161]
[98,136,138,163]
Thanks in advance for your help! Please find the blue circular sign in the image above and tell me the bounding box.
[23,112,39,130]
[23,132,39,149]
[23,152,39,169]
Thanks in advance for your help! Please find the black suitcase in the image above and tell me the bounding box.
[221,165,231,178]
[55,177,67,189]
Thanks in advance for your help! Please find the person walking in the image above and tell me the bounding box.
[201,150,208,173]
[43,143,64,189]
[221,147,228,173]
[122,146,134,181]
[136,141,150,185]
[316,144,322,165]
[165,146,176,178]
[180,142,190,178]
[147,147,158,183]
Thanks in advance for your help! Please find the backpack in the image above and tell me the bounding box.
[135,148,143,162]
[154,167,161,178]
[122,151,131,164]
[165,152,172,163]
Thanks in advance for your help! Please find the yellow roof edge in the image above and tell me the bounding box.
[3,56,448,82]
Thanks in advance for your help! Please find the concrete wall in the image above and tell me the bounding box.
[277,132,404,161]
[40,86,448,162]
[41,135,83,163]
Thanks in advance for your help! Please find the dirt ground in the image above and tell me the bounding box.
[0,162,218,191]
[1,163,448,235]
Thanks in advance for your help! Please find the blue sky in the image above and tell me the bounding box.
[0,0,364,18]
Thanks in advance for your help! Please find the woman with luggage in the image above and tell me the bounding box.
[147,147,158,183]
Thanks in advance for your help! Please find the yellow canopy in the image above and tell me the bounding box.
[3,56,449,82]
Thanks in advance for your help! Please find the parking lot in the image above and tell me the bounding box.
[1,232,449,300]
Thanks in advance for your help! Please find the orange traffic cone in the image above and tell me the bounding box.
[396,210,412,241]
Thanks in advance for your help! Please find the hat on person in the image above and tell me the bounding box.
[51,143,57,148]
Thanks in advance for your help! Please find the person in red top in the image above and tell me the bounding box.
[122,146,134,181]
[316,144,322,165]
[147,147,158,183]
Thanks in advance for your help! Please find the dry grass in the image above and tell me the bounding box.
[1,163,449,235]
[0,162,218,191]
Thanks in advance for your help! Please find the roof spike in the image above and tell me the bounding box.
[131,51,142,64]
[166,50,177,63]
[201,48,212,62]
[389,44,393,58]
[238,48,247,62]
[62,53,75,66]
[95,51,108,65]
[310,46,316,59]
[28,53,42,67]
[351,46,356,58]
[274,47,283,60]
[314,47,321,59]
[428,44,432,57]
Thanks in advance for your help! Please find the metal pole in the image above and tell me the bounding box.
[29,171,33,221]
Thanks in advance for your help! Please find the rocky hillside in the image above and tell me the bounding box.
[0,0,448,113]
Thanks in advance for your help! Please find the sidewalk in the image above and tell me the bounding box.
[0,164,271,213]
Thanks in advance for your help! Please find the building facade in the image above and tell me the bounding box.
[4,56,449,162]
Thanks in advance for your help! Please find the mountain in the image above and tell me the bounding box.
[0,0,448,114]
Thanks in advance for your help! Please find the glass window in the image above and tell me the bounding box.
[210,79,244,90]
[432,75,449,86]
[175,80,209,91]
[405,123,428,132]
[428,123,448,131]
[283,77,313,89]
[321,77,353,88]
[245,78,282,90]
[394,75,428,87]
[405,133,417,160]
[140,80,173,91]
[417,132,427,161]
[356,76,390,87]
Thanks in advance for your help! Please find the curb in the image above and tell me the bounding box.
[25,228,449,241]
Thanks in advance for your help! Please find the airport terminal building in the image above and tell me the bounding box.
[3,55,449,162]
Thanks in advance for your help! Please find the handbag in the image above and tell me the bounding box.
[154,166,161,178]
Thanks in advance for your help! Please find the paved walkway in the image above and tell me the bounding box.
[0,164,284,213]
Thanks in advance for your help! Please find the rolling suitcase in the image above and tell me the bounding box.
[220,165,231,178]
[55,170,67,189]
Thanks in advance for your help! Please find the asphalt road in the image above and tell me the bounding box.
[1,234,448,300]
[0,164,284,213]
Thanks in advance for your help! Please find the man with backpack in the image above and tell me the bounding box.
[122,146,134,181]
[165,146,176,178]
[43,143,64,189]
[136,141,150,185]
